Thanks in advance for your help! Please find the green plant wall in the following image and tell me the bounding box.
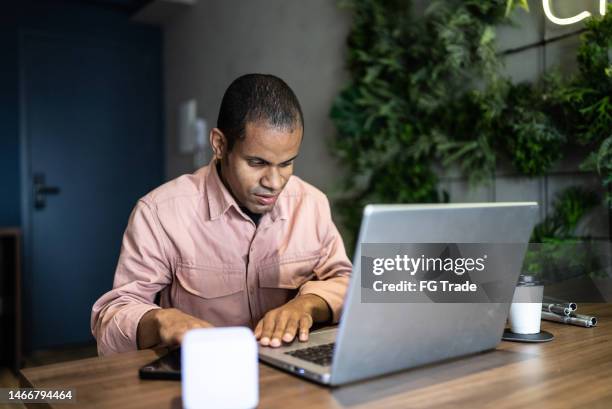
[330,0,612,248]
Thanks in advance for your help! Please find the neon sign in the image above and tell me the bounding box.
[542,0,608,25]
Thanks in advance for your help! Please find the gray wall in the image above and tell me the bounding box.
[161,0,608,237]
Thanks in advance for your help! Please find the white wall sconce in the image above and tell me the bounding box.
[178,99,211,168]
[542,0,608,25]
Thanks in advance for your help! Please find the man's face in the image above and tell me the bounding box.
[214,121,302,214]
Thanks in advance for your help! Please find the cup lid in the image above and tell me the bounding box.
[517,274,542,286]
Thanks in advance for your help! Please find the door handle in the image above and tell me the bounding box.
[33,173,61,210]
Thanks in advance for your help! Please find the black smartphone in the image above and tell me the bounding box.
[139,348,181,380]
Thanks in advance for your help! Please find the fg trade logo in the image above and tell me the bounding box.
[543,0,608,25]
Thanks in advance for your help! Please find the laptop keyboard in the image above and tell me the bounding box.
[284,342,335,366]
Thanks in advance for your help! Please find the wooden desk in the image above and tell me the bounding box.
[20,304,612,409]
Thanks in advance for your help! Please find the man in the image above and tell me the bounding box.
[91,74,352,356]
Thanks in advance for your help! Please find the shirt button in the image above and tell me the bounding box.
[250,247,254,252]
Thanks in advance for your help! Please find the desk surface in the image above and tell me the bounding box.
[20,304,612,409]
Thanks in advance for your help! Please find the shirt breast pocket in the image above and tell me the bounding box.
[258,250,321,290]
[175,262,244,299]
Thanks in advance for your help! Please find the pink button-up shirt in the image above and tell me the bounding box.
[91,161,352,356]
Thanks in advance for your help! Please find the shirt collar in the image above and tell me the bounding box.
[204,159,234,220]
[204,159,289,222]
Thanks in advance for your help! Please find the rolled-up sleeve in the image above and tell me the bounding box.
[298,196,352,323]
[91,199,171,356]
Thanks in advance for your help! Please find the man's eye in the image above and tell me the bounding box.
[248,160,265,167]
[280,161,293,168]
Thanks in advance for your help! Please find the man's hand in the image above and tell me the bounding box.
[254,294,331,348]
[137,308,213,349]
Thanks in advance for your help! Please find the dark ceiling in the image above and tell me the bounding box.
[65,0,154,14]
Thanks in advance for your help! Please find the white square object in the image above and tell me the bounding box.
[182,327,258,409]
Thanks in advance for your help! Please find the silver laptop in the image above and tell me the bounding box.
[258,203,539,385]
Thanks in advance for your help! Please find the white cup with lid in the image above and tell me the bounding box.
[508,275,544,334]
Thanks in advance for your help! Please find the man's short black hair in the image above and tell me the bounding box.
[217,74,304,151]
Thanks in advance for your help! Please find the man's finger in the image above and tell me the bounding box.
[298,315,313,342]
[175,329,187,345]
[176,324,199,344]
[259,313,277,346]
[270,311,291,347]
[282,318,299,343]
[254,320,263,339]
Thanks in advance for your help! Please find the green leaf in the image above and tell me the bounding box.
[505,0,529,17]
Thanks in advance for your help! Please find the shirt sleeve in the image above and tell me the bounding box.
[91,199,171,356]
[297,195,352,323]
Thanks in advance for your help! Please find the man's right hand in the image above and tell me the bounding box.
[137,308,213,349]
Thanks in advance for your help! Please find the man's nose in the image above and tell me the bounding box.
[261,167,283,192]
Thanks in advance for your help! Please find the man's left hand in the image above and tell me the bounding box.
[254,294,331,347]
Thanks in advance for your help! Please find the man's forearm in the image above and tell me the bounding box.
[137,309,162,349]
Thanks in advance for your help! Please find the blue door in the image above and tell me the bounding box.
[21,31,163,350]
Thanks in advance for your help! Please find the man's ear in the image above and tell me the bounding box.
[210,128,226,160]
